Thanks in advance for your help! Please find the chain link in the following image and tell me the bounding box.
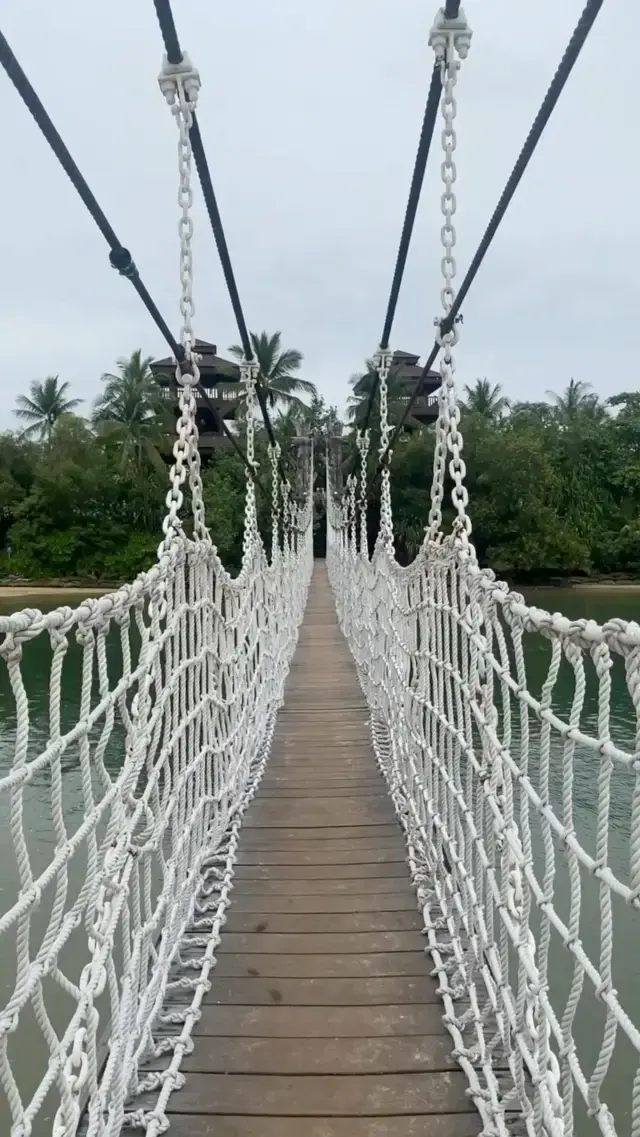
[239,359,260,561]
[158,53,209,547]
[269,441,282,560]
[356,429,370,556]
[426,8,472,547]
[373,347,394,549]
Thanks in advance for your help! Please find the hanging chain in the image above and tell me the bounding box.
[374,347,395,549]
[240,358,260,560]
[426,8,472,546]
[269,441,282,559]
[158,52,209,546]
[356,429,370,556]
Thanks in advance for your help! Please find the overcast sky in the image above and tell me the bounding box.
[0,0,637,428]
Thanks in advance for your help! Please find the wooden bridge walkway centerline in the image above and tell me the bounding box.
[143,563,480,1136]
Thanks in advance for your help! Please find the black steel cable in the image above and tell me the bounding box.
[0,26,259,480]
[377,0,605,472]
[153,0,286,480]
[357,61,443,438]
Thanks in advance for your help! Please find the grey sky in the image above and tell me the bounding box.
[0,0,637,428]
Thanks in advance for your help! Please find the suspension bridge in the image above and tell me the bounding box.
[0,1,637,1135]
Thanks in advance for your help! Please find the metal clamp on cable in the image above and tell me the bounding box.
[158,52,201,107]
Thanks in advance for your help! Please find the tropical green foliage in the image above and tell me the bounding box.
[387,382,640,578]
[347,359,421,435]
[15,376,82,441]
[92,350,171,470]
[2,365,640,584]
[228,331,316,410]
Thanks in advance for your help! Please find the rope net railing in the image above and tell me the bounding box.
[328,5,640,1137]
[0,38,314,1137]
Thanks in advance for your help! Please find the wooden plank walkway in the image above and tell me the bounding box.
[153,563,480,1136]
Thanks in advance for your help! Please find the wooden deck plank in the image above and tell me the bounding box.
[222,911,422,934]
[164,1117,481,1137]
[158,1035,459,1074]
[213,931,427,954]
[154,564,475,1133]
[236,846,407,865]
[229,892,418,913]
[210,953,433,978]
[160,1072,474,1116]
[201,975,437,1005]
[234,861,409,880]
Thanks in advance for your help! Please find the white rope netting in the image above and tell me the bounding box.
[0,46,313,1137]
[329,7,640,1137]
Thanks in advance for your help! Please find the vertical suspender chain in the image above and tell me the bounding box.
[159,52,209,547]
[427,8,472,547]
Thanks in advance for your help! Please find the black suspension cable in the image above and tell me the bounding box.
[356,61,443,439]
[354,2,462,450]
[0,26,257,479]
[153,0,287,483]
[377,0,605,473]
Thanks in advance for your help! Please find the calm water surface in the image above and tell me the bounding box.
[0,586,637,1135]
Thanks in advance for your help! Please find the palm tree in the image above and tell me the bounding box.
[510,400,555,426]
[228,331,315,411]
[15,376,82,441]
[92,350,170,470]
[347,360,421,432]
[546,378,605,424]
[460,378,509,421]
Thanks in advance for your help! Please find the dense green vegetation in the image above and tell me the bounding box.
[0,345,338,581]
[0,354,638,583]
[383,380,640,580]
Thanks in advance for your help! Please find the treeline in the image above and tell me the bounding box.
[1,364,638,583]
[382,382,640,580]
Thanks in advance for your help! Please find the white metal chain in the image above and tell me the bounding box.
[374,347,394,549]
[240,358,260,561]
[356,428,370,556]
[269,441,282,560]
[158,52,208,546]
[427,8,471,546]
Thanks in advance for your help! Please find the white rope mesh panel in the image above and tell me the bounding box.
[0,502,312,1137]
[328,499,640,1137]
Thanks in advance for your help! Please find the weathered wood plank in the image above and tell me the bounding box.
[210,952,432,978]
[228,891,417,914]
[222,911,422,934]
[234,861,409,880]
[152,1036,459,1068]
[201,975,438,1006]
[163,1117,481,1137]
[191,1004,448,1038]
[150,1035,458,1074]
[160,1072,475,1116]
[213,931,426,954]
[236,846,406,865]
[239,825,401,842]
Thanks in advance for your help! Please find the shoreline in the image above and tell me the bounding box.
[0,585,115,599]
[524,581,640,594]
[0,579,640,601]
